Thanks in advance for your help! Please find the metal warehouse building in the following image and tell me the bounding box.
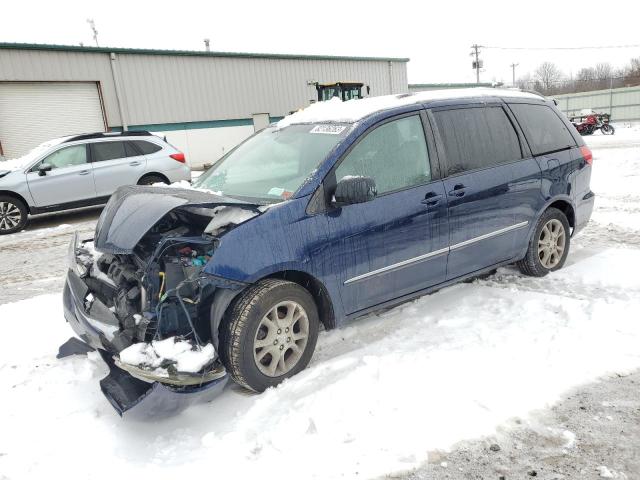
[0,43,409,167]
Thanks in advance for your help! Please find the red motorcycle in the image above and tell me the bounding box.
[570,112,615,136]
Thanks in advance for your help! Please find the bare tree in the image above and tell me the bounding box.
[594,62,612,81]
[534,62,563,93]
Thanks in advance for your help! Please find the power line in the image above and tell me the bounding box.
[484,44,640,51]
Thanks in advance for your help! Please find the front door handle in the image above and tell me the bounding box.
[78,170,91,176]
[129,161,141,166]
[421,191,442,207]
[448,184,467,197]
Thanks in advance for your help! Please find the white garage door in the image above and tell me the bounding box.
[0,82,106,159]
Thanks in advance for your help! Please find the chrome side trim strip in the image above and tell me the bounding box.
[449,221,529,251]
[343,221,529,286]
[344,247,450,285]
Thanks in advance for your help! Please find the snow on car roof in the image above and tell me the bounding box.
[277,88,543,128]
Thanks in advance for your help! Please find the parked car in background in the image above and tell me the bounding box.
[0,131,190,234]
[63,88,594,416]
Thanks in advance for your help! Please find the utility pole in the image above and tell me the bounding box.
[87,19,99,47]
[510,63,519,87]
[470,44,482,83]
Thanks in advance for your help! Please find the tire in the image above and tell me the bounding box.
[219,279,320,392]
[517,208,570,277]
[0,195,28,235]
[602,124,615,135]
[137,174,168,186]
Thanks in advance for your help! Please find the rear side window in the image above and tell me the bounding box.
[91,142,127,162]
[432,106,522,176]
[335,115,431,195]
[509,103,576,155]
[130,140,162,155]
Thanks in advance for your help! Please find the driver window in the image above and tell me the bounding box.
[34,145,88,171]
[335,115,431,195]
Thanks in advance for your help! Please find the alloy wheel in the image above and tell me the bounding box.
[253,301,310,377]
[0,201,22,231]
[537,218,566,269]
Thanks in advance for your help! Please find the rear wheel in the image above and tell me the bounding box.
[137,174,168,186]
[517,208,570,277]
[0,196,28,235]
[219,279,319,392]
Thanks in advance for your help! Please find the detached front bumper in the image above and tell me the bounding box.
[62,232,229,418]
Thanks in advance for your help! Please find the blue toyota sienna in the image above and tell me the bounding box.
[62,88,594,416]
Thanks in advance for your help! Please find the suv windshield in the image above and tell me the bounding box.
[194,124,349,202]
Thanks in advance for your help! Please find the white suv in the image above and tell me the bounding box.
[0,131,191,234]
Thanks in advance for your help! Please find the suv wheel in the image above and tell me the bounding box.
[138,174,168,186]
[517,207,570,277]
[0,196,28,235]
[220,279,319,392]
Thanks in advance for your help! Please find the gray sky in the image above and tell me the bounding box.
[3,0,640,84]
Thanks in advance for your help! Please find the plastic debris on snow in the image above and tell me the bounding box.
[118,337,215,374]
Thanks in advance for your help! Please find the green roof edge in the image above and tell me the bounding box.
[0,42,410,63]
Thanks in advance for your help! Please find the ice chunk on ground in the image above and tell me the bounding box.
[597,465,616,478]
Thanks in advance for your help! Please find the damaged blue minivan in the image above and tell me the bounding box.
[63,89,594,416]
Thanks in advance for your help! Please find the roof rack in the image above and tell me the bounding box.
[63,131,153,143]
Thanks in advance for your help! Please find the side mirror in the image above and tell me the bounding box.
[333,176,377,206]
[38,163,53,176]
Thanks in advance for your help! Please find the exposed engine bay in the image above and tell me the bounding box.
[65,188,260,409]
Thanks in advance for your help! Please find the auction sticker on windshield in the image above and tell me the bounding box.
[310,125,346,135]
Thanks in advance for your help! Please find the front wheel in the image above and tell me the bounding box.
[219,279,319,392]
[517,208,570,277]
[0,196,28,235]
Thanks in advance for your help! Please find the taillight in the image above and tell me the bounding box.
[580,146,593,165]
[170,152,186,163]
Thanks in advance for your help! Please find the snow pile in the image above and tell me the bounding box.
[151,179,222,196]
[277,88,540,128]
[204,206,258,234]
[0,131,640,479]
[119,337,215,374]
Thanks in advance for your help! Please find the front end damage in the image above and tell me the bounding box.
[61,186,259,417]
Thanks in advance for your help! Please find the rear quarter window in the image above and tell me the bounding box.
[130,140,162,155]
[509,103,576,155]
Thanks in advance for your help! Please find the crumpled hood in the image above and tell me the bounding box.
[94,185,255,254]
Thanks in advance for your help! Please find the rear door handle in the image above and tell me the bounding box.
[78,170,91,176]
[421,191,442,207]
[129,161,142,166]
[448,184,467,197]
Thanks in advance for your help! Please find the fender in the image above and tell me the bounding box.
[518,194,577,259]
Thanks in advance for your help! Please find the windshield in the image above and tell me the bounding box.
[194,123,349,202]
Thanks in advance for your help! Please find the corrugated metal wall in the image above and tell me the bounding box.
[0,47,408,128]
[554,86,640,122]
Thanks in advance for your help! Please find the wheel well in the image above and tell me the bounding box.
[266,270,336,330]
[138,172,170,184]
[0,190,30,213]
[548,200,575,230]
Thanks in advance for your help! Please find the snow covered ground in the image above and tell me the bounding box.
[0,128,639,479]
